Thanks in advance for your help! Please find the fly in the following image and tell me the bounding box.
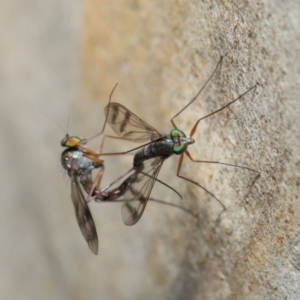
[100,56,260,225]
[60,85,121,254]
[61,82,186,252]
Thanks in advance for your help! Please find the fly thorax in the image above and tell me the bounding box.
[78,155,103,172]
[61,149,102,175]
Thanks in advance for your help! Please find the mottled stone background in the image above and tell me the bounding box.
[1,0,300,299]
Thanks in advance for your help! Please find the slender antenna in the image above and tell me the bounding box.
[66,113,70,135]
[171,55,223,121]
[85,83,118,143]
[42,112,66,135]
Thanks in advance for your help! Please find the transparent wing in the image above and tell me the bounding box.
[70,171,98,255]
[105,102,161,142]
[121,157,164,225]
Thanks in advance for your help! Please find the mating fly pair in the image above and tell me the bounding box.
[61,55,260,254]
[60,86,182,254]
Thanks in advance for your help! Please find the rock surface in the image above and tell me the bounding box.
[1,0,300,299]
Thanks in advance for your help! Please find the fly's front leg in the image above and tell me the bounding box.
[176,153,226,211]
[78,144,103,160]
[97,134,134,155]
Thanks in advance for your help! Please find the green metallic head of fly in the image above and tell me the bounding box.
[170,129,195,155]
[61,134,83,148]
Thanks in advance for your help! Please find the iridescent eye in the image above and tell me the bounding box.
[170,129,188,154]
[64,136,82,147]
[173,143,188,154]
[170,129,186,138]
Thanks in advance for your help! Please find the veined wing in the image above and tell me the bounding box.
[70,170,98,255]
[121,157,164,225]
[105,102,161,142]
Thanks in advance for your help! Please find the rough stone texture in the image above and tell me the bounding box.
[1,0,300,299]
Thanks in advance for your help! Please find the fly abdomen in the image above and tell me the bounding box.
[101,179,132,201]
[134,144,154,167]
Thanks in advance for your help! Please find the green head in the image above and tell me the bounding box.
[61,134,83,148]
[170,129,194,155]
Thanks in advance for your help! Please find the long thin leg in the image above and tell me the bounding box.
[176,154,226,210]
[84,83,118,144]
[171,56,224,121]
[87,133,135,201]
[185,150,260,175]
[86,168,105,203]
[139,170,183,200]
[101,167,135,192]
[79,135,153,157]
[99,135,153,156]
[100,139,154,156]
[189,85,257,137]
[96,197,198,219]
[148,198,198,219]
[84,134,106,201]
[81,151,104,164]
[98,134,107,154]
